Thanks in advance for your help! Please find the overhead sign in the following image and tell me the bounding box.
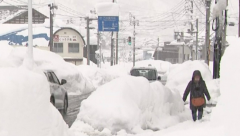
[98,16,119,32]
[54,35,77,42]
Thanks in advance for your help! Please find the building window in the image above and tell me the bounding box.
[53,43,63,53]
[68,43,79,53]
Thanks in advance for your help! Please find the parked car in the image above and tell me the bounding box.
[130,66,161,82]
[44,70,68,115]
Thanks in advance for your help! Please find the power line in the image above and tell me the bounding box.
[193,0,205,16]
[57,3,84,17]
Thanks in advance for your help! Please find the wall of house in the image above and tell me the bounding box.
[53,28,84,65]
[178,45,192,63]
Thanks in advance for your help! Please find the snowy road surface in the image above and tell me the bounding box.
[61,93,91,127]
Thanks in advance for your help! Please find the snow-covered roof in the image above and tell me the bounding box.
[0,10,26,24]
[169,40,185,46]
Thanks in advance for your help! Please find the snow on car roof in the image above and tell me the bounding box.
[131,66,157,70]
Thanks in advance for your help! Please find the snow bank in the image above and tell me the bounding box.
[71,76,189,135]
[77,65,118,88]
[95,2,119,16]
[210,36,240,135]
[165,61,220,102]
[0,66,72,136]
[0,45,95,94]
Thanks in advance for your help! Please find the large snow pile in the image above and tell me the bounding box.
[77,65,118,88]
[71,76,190,135]
[0,44,95,94]
[210,36,240,135]
[0,65,72,136]
[166,61,220,102]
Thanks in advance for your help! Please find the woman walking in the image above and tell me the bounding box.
[183,70,211,121]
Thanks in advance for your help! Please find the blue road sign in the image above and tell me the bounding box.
[98,16,119,32]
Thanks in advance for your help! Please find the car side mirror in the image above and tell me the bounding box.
[61,79,67,85]
[158,76,161,81]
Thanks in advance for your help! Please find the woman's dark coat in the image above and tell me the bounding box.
[183,70,211,110]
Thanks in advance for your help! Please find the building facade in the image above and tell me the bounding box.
[53,27,85,65]
[154,41,193,64]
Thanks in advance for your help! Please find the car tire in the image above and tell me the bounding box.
[63,96,68,115]
[50,96,55,106]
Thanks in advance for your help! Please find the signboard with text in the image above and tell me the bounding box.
[98,16,119,32]
[54,35,77,42]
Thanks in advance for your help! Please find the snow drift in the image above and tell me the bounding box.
[0,45,95,94]
[71,76,189,135]
[0,66,72,136]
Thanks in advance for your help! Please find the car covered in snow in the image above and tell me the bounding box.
[130,66,161,82]
[44,70,68,115]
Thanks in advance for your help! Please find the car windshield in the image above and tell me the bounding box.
[130,69,157,80]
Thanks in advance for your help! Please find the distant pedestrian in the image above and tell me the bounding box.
[182,70,211,122]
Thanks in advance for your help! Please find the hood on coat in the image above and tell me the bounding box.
[192,70,203,81]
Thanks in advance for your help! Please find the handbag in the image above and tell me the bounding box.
[191,97,205,107]
[191,82,205,107]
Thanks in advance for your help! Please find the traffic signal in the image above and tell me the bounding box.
[128,36,131,45]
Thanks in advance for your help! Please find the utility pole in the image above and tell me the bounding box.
[205,0,211,64]
[213,0,225,79]
[97,31,100,67]
[239,0,240,37]
[157,37,159,60]
[28,0,33,60]
[116,32,119,64]
[98,32,102,68]
[85,17,97,65]
[110,0,115,66]
[190,0,194,31]
[86,17,90,65]
[48,3,57,52]
[129,13,139,67]
[111,35,114,66]
[189,0,194,60]
[222,0,228,53]
[133,24,136,66]
[196,18,199,60]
